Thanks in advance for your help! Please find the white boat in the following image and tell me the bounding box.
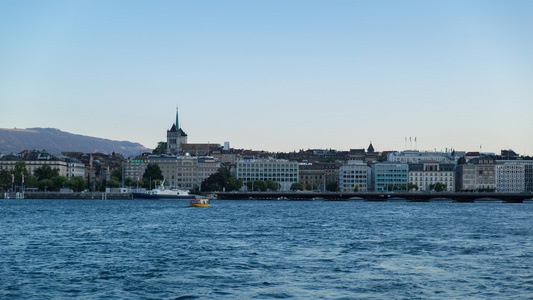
[131,181,195,200]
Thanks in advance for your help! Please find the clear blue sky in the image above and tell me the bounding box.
[1,1,532,155]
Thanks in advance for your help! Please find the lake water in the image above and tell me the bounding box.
[1,199,532,299]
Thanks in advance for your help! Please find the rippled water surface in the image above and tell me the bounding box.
[1,199,533,299]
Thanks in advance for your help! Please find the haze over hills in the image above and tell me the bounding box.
[0,128,150,158]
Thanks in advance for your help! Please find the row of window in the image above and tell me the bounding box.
[342,180,367,184]
[238,174,297,178]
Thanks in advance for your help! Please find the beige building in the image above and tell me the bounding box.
[236,159,299,191]
[408,162,455,192]
[457,157,497,191]
[0,151,85,180]
[131,155,220,190]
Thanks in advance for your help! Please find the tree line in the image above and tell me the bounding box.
[0,161,86,192]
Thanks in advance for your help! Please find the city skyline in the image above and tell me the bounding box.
[1,1,532,155]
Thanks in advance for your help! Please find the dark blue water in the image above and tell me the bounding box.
[1,199,532,299]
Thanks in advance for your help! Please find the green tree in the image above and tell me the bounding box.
[305,183,319,191]
[385,184,401,191]
[50,175,68,191]
[430,182,447,192]
[408,183,419,191]
[457,156,467,165]
[13,161,29,188]
[125,177,138,187]
[24,174,38,189]
[141,164,163,188]
[290,182,303,191]
[143,164,164,181]
[247,180,266,191]
[326,182,339,192]
[69,176,86,192]
[38,179,54,192]
[0,170,12,191]
[111,167,122,183]
[201,168,243,192]
[34,165,60,181]
[152,142,167,155]
[107,176,120,188]
[265,180,280,191]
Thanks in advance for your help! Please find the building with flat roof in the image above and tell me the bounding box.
[236,159,299,191]
[372,162,409,192]
[456,157,497,192]
[339,160,370,192]
[496,163,525,193]
[388,150,456,163]
[408,161,455,192]
[496,159,533,192]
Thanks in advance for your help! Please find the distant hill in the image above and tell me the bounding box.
[0,128,150,157]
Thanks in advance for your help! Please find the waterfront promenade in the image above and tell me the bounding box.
[3,191,532,202]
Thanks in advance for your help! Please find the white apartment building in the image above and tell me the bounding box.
[236,159,299,191]
[0,151,83,179]
[408,162,455,192]
[388,150,456,163]
[64,158,86,180]
[497,159,533,192]
[496,163,525,193]
[339,160,370,192]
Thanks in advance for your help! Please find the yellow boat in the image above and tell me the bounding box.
[189,198,210,207]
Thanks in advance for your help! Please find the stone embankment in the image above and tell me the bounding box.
[3,192,131,200]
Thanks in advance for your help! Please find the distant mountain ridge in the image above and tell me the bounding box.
[0,128,149,157]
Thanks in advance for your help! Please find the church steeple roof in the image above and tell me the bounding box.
[168,124,177,132]
[175,106,179,130]
[367,142,375,153]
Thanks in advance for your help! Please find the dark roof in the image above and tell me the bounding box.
[167,124,187,136]
[168,124,178,133]
[178,128,188,137]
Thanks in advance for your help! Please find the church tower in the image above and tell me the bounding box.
[166,106,187,155]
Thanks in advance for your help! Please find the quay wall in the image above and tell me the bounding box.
[3,192,131,200]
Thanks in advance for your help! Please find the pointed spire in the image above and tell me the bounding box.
[175,105,179,129]
[367,142,374,153]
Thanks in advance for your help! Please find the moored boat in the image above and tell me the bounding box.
[131,182,195,201]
